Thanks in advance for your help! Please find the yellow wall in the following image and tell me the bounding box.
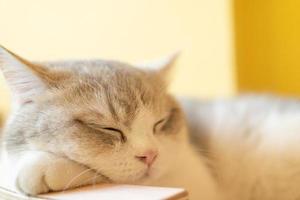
[0,0,235,120]
[3,1,300,122]
[234,0,300,96]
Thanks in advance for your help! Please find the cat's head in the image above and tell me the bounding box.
[0,46,188,184]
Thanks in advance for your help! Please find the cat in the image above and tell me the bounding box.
[1,46,300,200]
[0,46,218,200]
[182,95,300,200]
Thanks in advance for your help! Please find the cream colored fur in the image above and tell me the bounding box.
[182,96,300,200]
[2,46,300,200]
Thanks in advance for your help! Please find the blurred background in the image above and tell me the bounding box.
[0,0,300,124]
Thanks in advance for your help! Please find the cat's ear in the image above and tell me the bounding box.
[0,46,67,104]
[135,52,180,82]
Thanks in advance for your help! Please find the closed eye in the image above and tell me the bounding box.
[153,118,167,134]
[74,119,126,142]
[102,127,127,143]
[102,127,122,133]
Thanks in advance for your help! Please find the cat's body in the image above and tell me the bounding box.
[182,96,300,200]
[1,46,300,200]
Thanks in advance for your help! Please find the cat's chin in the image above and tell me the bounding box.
[109,168,161,185]
[133,167,163,184]
[137,169,154,182]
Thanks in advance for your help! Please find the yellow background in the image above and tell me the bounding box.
[0,0,235,122]
[234,0,300,96]
[1,0,300,123]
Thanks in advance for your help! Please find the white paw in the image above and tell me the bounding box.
[16,161,50,195]
[11,151,104,195]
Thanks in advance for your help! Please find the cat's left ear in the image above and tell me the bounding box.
[0,46,69,105]
[135,52,180,83]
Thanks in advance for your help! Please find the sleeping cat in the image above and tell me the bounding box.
[0,47,218,200]
[1,46,300,200]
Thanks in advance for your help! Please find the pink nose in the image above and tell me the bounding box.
[135,150,158,166]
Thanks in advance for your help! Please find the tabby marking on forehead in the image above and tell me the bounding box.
[1,47,189,197]
[48,63,167,127]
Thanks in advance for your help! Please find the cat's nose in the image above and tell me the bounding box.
[135,150,158,167]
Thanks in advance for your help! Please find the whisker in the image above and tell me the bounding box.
[63,168,94,192]
[92,173,98,187]
[84,173,106,186]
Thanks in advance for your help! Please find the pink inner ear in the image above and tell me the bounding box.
[11,79,45,105]
[0,46,48,105]
[4,68,47,105]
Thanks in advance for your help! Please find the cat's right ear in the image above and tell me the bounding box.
[135,52,180,84]
[0,46,67,105]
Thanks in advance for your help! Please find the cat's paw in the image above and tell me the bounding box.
[13,151,103,195]
[16,159,50,195]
